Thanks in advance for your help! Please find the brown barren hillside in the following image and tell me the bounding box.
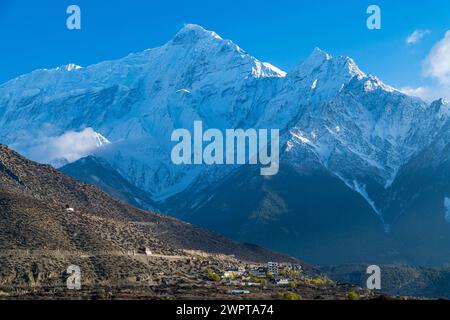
[0,144,380,300]
[0,144,300,261]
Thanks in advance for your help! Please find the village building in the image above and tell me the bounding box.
[268,262,279,275]
[231,289,250,295]
[291,264,302,272]
[276,278,290,286]
[222,266,245,279]
[138,247,153,256]
[250,266,267,277]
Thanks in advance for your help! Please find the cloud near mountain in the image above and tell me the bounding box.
[20,128,110,167]
[402,30,450,101]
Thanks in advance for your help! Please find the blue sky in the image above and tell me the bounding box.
[1,0,449,99]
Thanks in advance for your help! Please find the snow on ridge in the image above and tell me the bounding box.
[290,130,313,145]
[253,61,287,78]
[56,64,83,72]
[335,173,390,232]
[345,57,366,80]
[262,62,287,77]
[176,88,191,94]
[364,75,397,93]
[176,23,223,41]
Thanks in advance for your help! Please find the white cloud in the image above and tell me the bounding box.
[423,31,450,85]
[406,29,430,45]
[399,86,447,102]
[403,31,450,102]
[26,128,110,166]
[400,86,432,100]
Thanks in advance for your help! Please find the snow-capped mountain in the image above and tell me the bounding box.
[0,24,285,199]
[2,24,450,265]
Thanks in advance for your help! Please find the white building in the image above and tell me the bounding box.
[250,268,267,277]
[138,247,152,256]
[268,262,279,275]
[276,279,289,286]
[223,267,245,278]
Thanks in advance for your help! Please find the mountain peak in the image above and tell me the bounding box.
[179,23,217,35]
[166,24,286,79]
[172,24,223,45]
[308,47,333,63]
[287,48,366,97]
[298,48,365,78]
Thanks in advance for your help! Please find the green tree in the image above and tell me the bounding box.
[259,278,268,287]
[347,291,359,300]
[289,280,298,289]
[207,269,221,282]
[279,291,302,300]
